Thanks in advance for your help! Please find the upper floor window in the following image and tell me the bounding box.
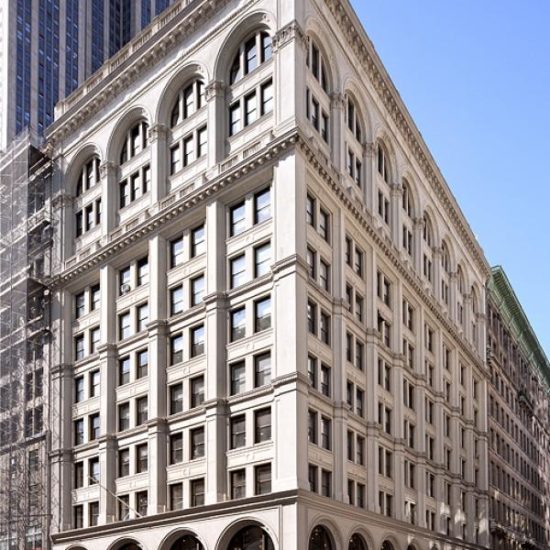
[120,121,149,165]
[423,215,434,247]
[346,97,362,143]
[170,80,205,128]
[230,31,272,85]
[402,180,414,218]
[441,241,451,274]
[306,40,329,93]
[76,157,100,196]
[377,143,390,184]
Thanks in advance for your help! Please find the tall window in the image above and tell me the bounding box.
[120,121,149,165]
[170,79,205,127]
[422,214,434,285]
[346,97,363,187]
[306,38,330,144]
[402,180,414,257]
[75,156,102,237]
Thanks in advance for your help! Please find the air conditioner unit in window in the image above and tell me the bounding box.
[120,283,131,295]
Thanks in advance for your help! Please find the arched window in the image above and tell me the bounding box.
[168,534,204,550]
[74,156,102,238]
[305,38,330,144]
[349,534,367,550]
[119,544,141,550]
[227,525,274,550]
[422,214,434,285]
[168,78,207,181]
[381,542,394,550]
[228,30,274,137]
[401,179,414,257]
[118,120,151,209]
[441,241,451,306]
[345,96,363,187]
[120,121,149,165]
[309,525,333,550]
[471,287,479,346]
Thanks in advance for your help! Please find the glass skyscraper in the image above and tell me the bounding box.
[0,0,177,151]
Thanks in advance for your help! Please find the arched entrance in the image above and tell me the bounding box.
[169,534,204,550]
[227,525,274,550]
[349,534,368,550]
[309,525,334,550]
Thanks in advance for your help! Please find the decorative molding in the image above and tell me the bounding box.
[148,123,169,142]
[322,0,490,278]
[273,20,307,51]
[99,160,117,179]
[204,80,226,101]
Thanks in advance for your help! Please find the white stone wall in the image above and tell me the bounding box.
[48,0,491,549]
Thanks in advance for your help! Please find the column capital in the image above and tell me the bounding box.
[99,160,118,179]
[51,362,74,379]
[330,92,346,110]
[364,142,376,157]
[205,80,226,101]
[273,20,307,51]
[51,192,74,210]
[148,123,169,143]
[390,182,402,195]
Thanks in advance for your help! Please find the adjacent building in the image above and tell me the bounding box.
[0,0,177,151]
[487,267,550,549]
[44,0,492,549]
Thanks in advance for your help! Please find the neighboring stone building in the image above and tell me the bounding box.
[487,267,550,549]
[44,0,492,549]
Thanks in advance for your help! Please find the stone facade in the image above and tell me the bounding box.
[46,0,495,549]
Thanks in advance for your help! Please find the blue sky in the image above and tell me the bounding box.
[350,0,550,357]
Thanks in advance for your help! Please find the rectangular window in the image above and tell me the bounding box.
[308,464,318,492]
[170,383,184,415]
[254,242,271,277]
[170,237,184,268]
[254,188,271,224]
[320,364,331,397]
[254,296,271,332]
[90,370,100,397]
[89,501,99,526]
[230,254,246,288]
[190,427,205,459]
[136,491,148,517]
[169,433,183,464]
[75,334,85,361]
[190,478,205,507]
[119,356,131,386]
[229,103,241,136]
[231,469,246,499]
[118,495,130,521]
[183,134,195,166]
[118,448,130,477]
[255,464,272,495]
[74,461,84,488]
[197,126,207,158]
[137,257,149,286]
[308,355,317,387]
[261,79,273,114]
[230,361,246,395]
[321,470,332,497]
[170,285,184,316]
[170,144,181,175]
[170,483,184,511]
[75,376,85,403]
[254,408,271,443]
[137,303,149,332]
[89,414,100,440]
[118,403,130,432]
[191,224,206,257]
[137,349,148,378]
[136,396,148,425]
[75,292,85,319]
[244,91,258,125]
[321,416,331,450]
[320,311,330,344]
[190,325,205,357]
[230,307,246,341]
[254,352,271,387]
[230,202,246,236]
[191,275,205,306]
[231,415,246,449]
[119,311,131,340]
[170,334,183,365]
[136,443,148,473]
[74,419,84,446]
[190,376,205,408]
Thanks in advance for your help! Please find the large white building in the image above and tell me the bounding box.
[44,0,492,549]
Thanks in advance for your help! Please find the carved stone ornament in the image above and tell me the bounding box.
[205,80,226,101]
[99,161,117,179]
[273,20,307,51]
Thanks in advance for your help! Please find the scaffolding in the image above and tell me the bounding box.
[0,132,53,550]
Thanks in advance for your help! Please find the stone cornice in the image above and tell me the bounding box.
[323,0,490,279]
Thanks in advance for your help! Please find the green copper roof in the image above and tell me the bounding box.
[489,266,550,389]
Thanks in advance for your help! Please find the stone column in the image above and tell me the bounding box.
[100,161,118,236]
[432,247,442,300]
[413,218,424,274]
[330,92,345,173]
[149,124,168,203]
[204,199,227,503]
[205,81,226,166]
